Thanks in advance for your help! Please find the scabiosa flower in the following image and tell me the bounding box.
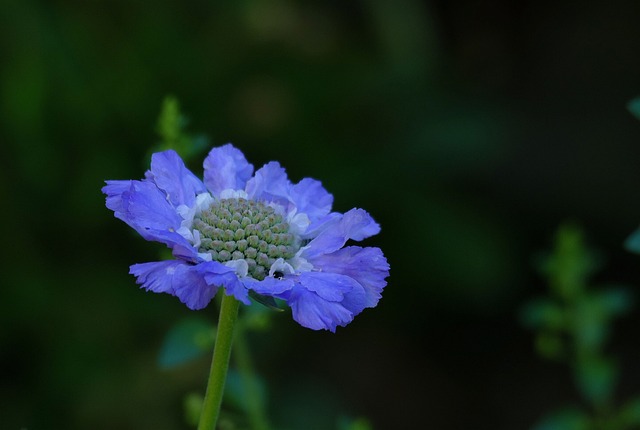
[103,144,389,331]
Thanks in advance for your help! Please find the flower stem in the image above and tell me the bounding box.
[198,294,241,430]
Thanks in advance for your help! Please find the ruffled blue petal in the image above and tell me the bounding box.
[243,276,295,295]
[298,271,355,301]
[130,260,184,294]
[302,208,381,259]
[288,272,366,331]
[289,178,333,224]
[200,263,250,305]
[203,144,254,196]
[245,161,291,206]
[287,284,355,332]
[172,261,233,309]
[103,180,134,221]
[310,246,389,308]
[148,150,206,207]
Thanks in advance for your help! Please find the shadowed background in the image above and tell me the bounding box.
[3,1,640,429]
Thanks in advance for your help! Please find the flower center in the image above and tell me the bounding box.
[192,198,298,280]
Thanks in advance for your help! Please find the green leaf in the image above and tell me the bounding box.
[616,396,640,426]
[223,369,266,414]
[541,224,600,300]
[521,298,565,330]
[532,408,590,430]
[625,228,640,254]
[627,97,640,121]
[337,416,373,430]
[535,332,565,361]
[575,356,617,408]
[249,290,284,312]
[595,287,633,317]
[157,317,215,369]
[183,392,204,427]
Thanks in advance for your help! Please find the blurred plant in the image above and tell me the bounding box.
[152,95,210,163]
[522,224,639,430]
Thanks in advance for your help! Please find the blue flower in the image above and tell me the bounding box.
[103,144,389,331]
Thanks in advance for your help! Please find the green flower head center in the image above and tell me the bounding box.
[192,198,298,280]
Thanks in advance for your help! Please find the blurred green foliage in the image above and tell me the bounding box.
[3,0,640,429]
[524,225,638,430]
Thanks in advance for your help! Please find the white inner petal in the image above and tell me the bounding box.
[224,259,249,277]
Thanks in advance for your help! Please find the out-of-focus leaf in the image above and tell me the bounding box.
[541,225,600,300]
[616,396,640,426]
[224,369,267,414]
[574,357,617,408]
[624,228,640,254]
[595,287,634,317]
[535,332,565,361]
[249,290,284,312]
[532,408,590,430]
[183,392,204,427]
[338,416,373,430]
[521,298,565,330]
[628,97,640,121]
[572,295,608,353]
[158,317,215,369]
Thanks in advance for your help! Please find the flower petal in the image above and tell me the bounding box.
[302,208,381,259]
[245,161,291,206]
[311,246,389,308]
[298,271,356,302]
[148,150,206,207]
[203,144,254,196]
[289,178,333,223]
[287,285,354,332]
[103,180,134,221]
[130,260,184,294]
[243,276,295,296]
[200,262,250,305]
[109,180,200,256]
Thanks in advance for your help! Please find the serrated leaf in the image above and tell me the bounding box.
[158,317,215,369]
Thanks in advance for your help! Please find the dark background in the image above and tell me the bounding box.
[3,1,640,429]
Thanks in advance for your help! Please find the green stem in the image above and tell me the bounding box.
[235,324,270,430]
[198,294,241,430]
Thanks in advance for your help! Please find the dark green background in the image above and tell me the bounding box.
[3,1,640,429]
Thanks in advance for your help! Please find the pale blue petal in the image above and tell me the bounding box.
[148,150,206,207]
[103,180,134,221]
[203,144,254,195]
[121,180,182,231]
[289,178,333,223]
[310,246,389,308]
[130,260,184,294]
[302,208,381,259]
[245,161,291,206]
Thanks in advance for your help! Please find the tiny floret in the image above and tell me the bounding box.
[103,144,389,331]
